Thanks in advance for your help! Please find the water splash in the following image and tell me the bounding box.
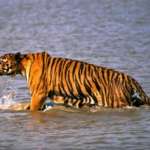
[0,91,16,110]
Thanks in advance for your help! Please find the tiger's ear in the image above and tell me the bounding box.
[15,52,22,63]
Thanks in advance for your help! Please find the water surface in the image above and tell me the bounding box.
[0,0,150,149]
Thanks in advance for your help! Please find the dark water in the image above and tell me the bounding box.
[0,0,150,149]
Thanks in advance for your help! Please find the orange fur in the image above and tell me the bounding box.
[0,52,149,111]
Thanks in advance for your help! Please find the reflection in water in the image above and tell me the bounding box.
[0,0,150,149]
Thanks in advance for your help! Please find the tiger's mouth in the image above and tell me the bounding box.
[0,66,16,75]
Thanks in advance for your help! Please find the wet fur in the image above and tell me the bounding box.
[0,52,149,111]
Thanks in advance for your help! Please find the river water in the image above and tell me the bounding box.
[0,0,150,149]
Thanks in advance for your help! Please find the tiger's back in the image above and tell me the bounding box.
[43,53,149,108]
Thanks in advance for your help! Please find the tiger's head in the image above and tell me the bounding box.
[0,53,22,75]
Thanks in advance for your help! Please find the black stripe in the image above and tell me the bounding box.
[93,78,101,91]
[61,61,72,97]
[84,79,92,96]
[73,99,79,105]
[123,90,131,105]
[72,61,78,74]
[75,75,84,99]
[101,69,107,84]
[49,58,56,85]
[64,97,69,106]
[50,58,59,87]
[76,63,87,99]
[66,61,75,98]
[111,71,118,83]
[47,57,51,67]
[68,61,78,98]
[53,59,62,89]
[58,59,65,95]
[74,63,85,99]
[109,69,114,82]
[79,62,84,76]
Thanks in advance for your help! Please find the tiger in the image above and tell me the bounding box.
[0,51,149,111]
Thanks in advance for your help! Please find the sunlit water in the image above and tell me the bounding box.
[0,0,150,149]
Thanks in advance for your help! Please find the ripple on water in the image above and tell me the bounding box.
[0,0,150,149]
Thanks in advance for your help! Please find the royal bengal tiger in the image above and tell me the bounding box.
[0,52,149,111]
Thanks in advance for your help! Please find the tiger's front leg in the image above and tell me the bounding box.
[30,93,47,111]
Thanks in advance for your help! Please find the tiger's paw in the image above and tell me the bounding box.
[24,103,30,110]
[41,101,54,112]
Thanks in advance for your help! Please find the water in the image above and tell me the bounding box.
[0,0,150,149]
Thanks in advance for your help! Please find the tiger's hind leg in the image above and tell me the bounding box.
[64,96,97,108]
[131,91,144,107]
[64,97,82,108]
[51,96,66,105]
[48,95,80,108]
[50,96,81,108]
[49,95,97,109]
